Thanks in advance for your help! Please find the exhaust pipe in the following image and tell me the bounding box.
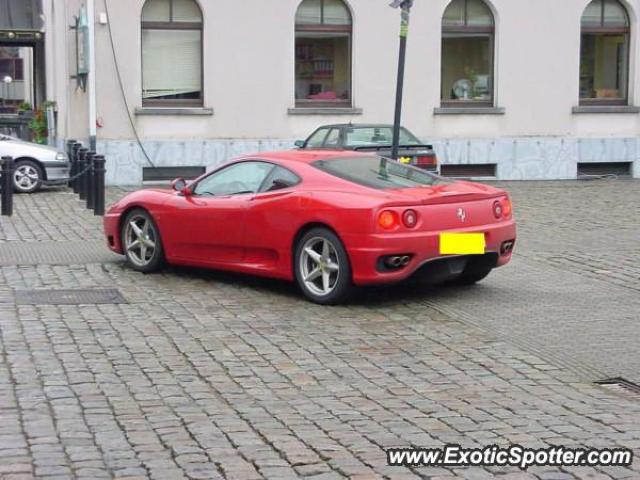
[384,255,411,269]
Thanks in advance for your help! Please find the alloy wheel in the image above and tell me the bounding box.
[14,164,40,191]
[299,236,340,296]
[124,214,158,267]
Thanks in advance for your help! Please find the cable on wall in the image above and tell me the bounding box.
[103,0,156,168]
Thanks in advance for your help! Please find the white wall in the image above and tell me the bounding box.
[46,0,640,182]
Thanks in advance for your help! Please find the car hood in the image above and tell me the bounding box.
[0,139,62,157]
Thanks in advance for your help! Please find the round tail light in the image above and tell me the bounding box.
[378,210,399,230]
[492,200,503,219]
[501,198,512,218]
[402,209,418,228]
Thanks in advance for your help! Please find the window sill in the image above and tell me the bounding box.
[288,107,363,115]
[572,105,640,114]
[135,107,214,116]
[434,107,505,115]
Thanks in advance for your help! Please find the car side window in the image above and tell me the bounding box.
[305,128,329,148]
[194,162,275,196]
[323,128,341,148]
[260,166,301,193]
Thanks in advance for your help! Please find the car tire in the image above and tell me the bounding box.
[294,227,352,305]
[13,159,43,193]
[453,267,492,285]
[121,208,166,273]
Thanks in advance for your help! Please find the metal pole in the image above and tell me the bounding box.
[86,151,95,211]
[87,0,97,151]
[391,0,413,161]
[1,156,14,217]
[93,155,106,216]
[71,142,82,193]
[78,148,88,200]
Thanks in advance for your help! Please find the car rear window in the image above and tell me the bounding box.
[312,156,447,190]
[344,127,421,147]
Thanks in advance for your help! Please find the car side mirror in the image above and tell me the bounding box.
[171,177,191,196]
[294,140,305,148]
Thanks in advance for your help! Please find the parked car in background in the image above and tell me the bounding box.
[0,134,70,193]
[295,124,439,173]
[104,150,515,305]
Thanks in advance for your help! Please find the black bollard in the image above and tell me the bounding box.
[93,155,106,216]
[86,151,95,211]
[66,140,76,176]
[1,156,14,217]
[77,148,89,200]
[66,140,76,190]
[71,143,82,193]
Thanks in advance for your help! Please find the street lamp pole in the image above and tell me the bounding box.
[390,0,413,160]
[2,76,12,109]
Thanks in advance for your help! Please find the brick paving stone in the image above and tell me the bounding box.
[0,182,639,479]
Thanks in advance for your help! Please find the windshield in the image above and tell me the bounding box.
[344,126,421,147]
[312,156,446,190]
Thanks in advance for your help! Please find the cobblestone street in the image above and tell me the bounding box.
[0,180,639,479]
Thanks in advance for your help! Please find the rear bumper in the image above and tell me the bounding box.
[344,219,516,285]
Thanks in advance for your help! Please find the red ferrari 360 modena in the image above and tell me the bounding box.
[104,150,516,304]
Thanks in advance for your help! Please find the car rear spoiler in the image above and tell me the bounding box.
[352,144,434,152]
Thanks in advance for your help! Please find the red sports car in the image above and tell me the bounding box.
[104,151,516,304]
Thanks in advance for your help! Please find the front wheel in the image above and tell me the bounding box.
[294,228,352,305]
[121,209,166,273]
[13,160,43,193]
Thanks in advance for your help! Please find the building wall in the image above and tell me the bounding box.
[46,0,640,183]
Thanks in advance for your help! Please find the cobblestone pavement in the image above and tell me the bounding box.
[0,180,639,479]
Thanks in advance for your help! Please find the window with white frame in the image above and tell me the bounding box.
[141,0,203,107]
[441,0,495,107]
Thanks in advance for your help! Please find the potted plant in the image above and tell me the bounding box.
[17,102,33,115]
[28,101,56,144]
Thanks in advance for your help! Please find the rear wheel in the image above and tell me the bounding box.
[294,228,352,305]
[121,209,165,273]
[13,160,43,193]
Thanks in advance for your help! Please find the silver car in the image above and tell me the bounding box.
[0,134,70,193]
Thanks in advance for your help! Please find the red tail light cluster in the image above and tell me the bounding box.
[378,210,399,230]
[378,209,420,230]
[502,197,512,218]
[415,155,437,167]
[493,197,513,219]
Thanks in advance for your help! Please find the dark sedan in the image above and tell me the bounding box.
[295,124,438,172]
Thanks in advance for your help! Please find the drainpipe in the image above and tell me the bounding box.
[87,0,97,151]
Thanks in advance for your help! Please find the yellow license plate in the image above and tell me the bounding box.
[439,233,486,255]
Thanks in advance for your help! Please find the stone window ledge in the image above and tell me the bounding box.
[135,107,214,116]
[572,105,640,114]
[434,107,505,115]
[288,107,363,115]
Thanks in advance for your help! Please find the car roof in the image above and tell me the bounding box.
[244,149,371,164]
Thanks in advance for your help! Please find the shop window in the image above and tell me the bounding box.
[295,0,352,108]
[580,0,630,105]
[441,0,495,107]
[141,0,203,107]
[0,46,32,114]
